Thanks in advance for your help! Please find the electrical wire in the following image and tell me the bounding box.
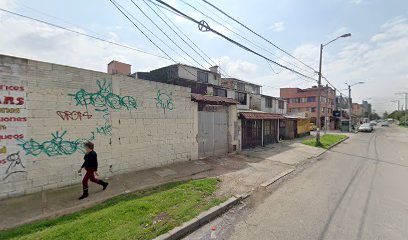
[142,0,231,78]
[0,7,171,61]
[145,0,232,78]
[130,0,206,69]
[110,0,199,68]
[177,0,316,77]
[154,0,318,82]
[200,0,317,73]
[109,0,207,80]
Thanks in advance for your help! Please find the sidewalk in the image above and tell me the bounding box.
[0,135,332,230]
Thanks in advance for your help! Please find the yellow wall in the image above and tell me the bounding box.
[297,119,311,134]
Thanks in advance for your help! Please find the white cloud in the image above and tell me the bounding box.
[261,15,408,113]
[0,0,16,8]
[0,11,172,73]
[213,56,258,79]
[268,21,285,32]
[352,0,364,5]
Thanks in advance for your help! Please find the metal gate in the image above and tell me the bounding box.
[197,107,229,158]
[263,120,278,145]
[242,120,262,149]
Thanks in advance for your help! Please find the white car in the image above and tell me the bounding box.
[381,121,389,127]
[358,123,373,132]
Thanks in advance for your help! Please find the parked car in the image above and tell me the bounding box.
[358,123,373,132]
[309,123,317,131]
[369,120,377,127]
[381,121,390,127]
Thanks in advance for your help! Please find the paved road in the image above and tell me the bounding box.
[186,126,408,240]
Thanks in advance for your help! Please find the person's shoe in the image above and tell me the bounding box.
[78,189,88,200]
[98,180,109,190]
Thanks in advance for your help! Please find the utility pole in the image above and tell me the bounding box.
[396,92,408,124]
[345,82,364,132]
[392,100,400,111]
[348,85,352,132]
[325,85,329,134]
[316,44,323,144]
[316,33,351,144]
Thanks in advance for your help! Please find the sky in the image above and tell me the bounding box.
[0,0,407,114]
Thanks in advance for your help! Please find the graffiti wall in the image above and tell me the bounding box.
[0,74,28,182]
[0,55,198,199]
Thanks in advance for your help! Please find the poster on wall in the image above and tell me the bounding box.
[0,84,27,180]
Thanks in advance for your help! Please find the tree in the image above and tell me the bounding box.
[383,111,388,119]
[369,112,380,120]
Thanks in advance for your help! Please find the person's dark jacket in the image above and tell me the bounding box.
[81,151,98,171]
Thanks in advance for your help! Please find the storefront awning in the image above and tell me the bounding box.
[240,112,285,120]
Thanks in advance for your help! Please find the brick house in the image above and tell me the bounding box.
[280,86,335,130]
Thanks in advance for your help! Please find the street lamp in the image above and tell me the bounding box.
[396,92,408,125]
[346,82,364,132]
[316,33,352,145]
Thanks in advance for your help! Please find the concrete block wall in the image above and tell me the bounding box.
[0,54,198,199]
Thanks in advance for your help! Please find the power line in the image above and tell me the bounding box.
[110,0,198,67]
[130,0,206,69]
[154,0,318,82]
[178,0,316,77]
[144,0,232,78]
[108,0,176,63]
[200,0,317,73]
[109,0,202,80]
[0,7,171,61]
[142,0,229,77]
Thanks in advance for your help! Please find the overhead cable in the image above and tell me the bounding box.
[178,0,316,76]
[154,0,318,82]
[130,0,206,69]
[200,0,317,73]
[0,8,171,61]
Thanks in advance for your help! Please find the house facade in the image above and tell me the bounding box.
[134,64,241,157]
[280,86,335,130]
[219,78,291,148]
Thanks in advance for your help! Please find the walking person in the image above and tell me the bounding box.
[78,142,108,200]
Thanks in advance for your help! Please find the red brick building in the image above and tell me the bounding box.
[280,86,336,129]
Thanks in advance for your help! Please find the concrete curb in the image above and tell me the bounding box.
[260,168,296,188]
[153,194,247,240]
[314,136,349,158]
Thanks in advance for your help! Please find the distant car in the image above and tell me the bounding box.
[369,120,377,127]
[358,123,373,132]
[381,121,389,127]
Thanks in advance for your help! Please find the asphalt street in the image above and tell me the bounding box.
[185,126,408,240]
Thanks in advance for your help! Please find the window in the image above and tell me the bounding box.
[278,100,284,109]
[310,107,316,112]
[197,71,208,83]
[237,82,245,91]
[235,92,247,105]
[307,96,316,102]
[265,97,273,108]
[253,86,260,94]
[213,88,227,97]
[291,98,299,103]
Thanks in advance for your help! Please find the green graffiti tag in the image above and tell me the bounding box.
[17,131,95,157]
[155,90,174,112]
[68,79,137,135]
[95,108,112,135]
[69,79,138,111]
